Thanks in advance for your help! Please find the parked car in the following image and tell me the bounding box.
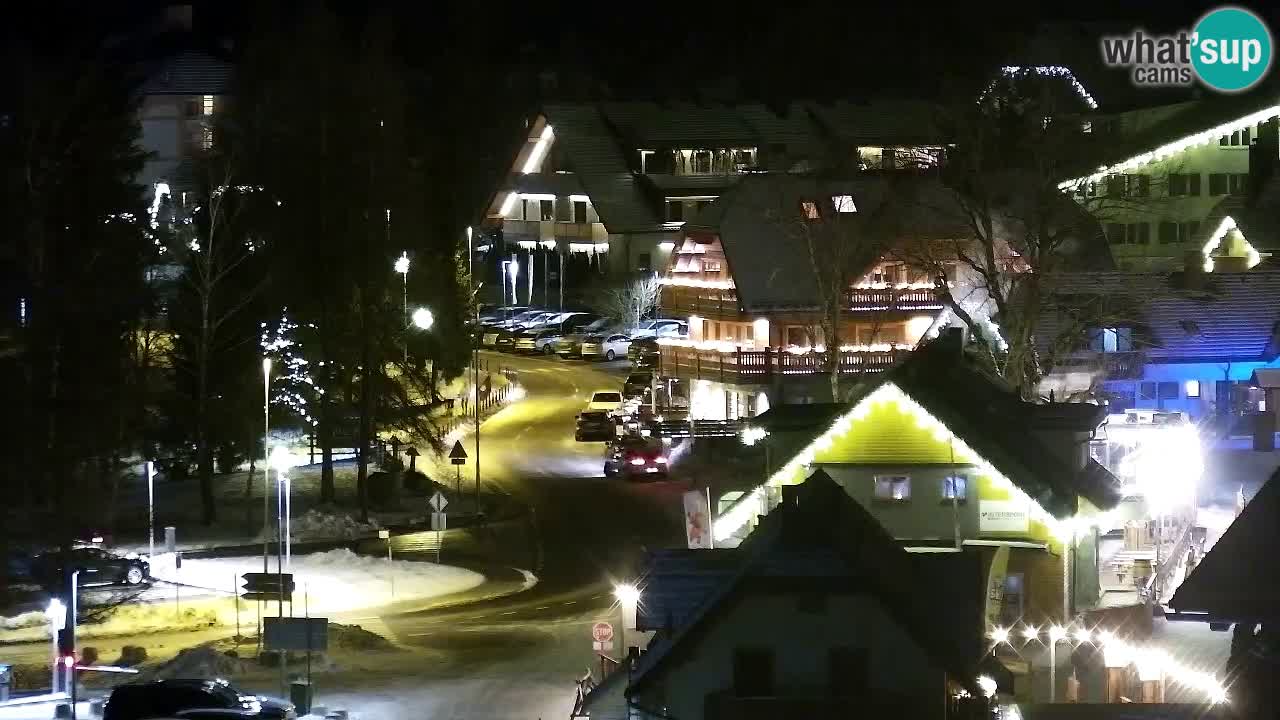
[555,318,614,357]
[586,390,625,414]
[581,333,632,361]
[104,679,296,720]
[525,315,598,355]
[628,338,660,369]
[628,319,688,340]
[575,410,616,441]
[493,327,523,352]
[31,546,150,589]
[622,372,653,401]
[491,309,546,330]
[479,305,529,323]
[604,437,669,479]
[513,328,560,354]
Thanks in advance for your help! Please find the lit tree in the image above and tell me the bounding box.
[594,276,662,332]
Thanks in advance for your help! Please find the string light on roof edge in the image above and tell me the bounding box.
[1062,103,1280,189]
[712,380,1106,541]
[978,65,1099,109]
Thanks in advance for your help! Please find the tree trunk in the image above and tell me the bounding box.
[196,295,216,525]
[356,290,372,522]
[317,302,336,503]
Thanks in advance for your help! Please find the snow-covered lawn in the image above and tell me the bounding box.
[150,549,484,614]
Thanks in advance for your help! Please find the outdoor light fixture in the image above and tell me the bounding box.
[394,252,410,275]
[740,426,768,446]
[1048,625,1067,643]
[976,675,997,698]
[1021,625,1040,642]
[412,307,434,330]
[989,626,1010,645]
[1073,627,1093,644]
[614,583,641,607]
[269,446,300,472]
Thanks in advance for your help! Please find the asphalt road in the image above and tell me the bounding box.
[314,351,689,719]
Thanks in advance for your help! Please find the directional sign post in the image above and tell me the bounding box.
[449,441,467,496]
[241,573,295,603]
[429,491,449,562]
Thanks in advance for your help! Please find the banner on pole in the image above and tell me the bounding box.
[683,490,712,549]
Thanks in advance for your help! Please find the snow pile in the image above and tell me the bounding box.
[289,509,383,541]
[146,644,245,680]
[329,623,398,652]
[151,549,484,614]
[0,610,46,631]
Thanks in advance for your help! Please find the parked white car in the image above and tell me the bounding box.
[586,390,625,414]
[628,319,688,340]
[581,333,633,361]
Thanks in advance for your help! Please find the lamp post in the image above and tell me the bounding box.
[395,252,410,365]
[262,358,271,574]
[1048,624,1067,703]
[613,583,640,664]
[270,447,299,573]
[44,599,65,693]
[145,461,155,561]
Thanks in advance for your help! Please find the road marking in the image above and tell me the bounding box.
[346,616,380,621]
[562,600,577,605]
[535,605,551,610]
[500,610,517,615]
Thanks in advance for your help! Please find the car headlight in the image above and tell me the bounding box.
[629,457,646,466]
[655,456,667,464]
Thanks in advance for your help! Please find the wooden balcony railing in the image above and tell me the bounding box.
[658,345,908,383]
[661,284,945,318]
[846,287,946,311]
[1054,351,1145,380]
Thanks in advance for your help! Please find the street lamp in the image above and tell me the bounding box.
[989,626,1010,646]
[613,583,641,664]
[1048,624,1067,702]
[412,307,434,331]
[44,599,65,693]
[262,358,272,574]
[395,252,410,364]
[270,446,300,572]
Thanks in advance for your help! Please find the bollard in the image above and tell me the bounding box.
[164,526,176,553]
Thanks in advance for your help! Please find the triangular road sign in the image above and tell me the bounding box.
[449,441,468,460]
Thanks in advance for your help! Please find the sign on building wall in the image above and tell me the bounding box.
[979,500,1030,532]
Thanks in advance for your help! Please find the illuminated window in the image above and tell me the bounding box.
[873,475,911,501]
[1184,380,1201,398]
[801,201,820,220]
[942,475,968,500]
[202,95,214,115]
[540,199,554,221]
[832,195,857,213]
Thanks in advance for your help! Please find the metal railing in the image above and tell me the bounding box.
[658,346,907,382]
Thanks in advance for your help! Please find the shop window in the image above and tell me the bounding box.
[873,475,911,501]
[1229,174,1248,195]
[540,199,554,221]
[801,201,820,220]
[667,200,684,222]
[1139,382,1157,401]
[1158,381,1180,400]
[942,475,968,501]
[573,200,588,224]
[785,326,810,347]
[1000,574,1025,627]
[1185,380,1201,398]
[1209,173,1228,195]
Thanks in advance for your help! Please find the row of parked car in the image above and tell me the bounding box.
[475,306,686,363]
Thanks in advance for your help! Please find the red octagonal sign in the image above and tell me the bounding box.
[592,621,614,643]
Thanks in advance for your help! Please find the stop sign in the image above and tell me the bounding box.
[592,621,614,643]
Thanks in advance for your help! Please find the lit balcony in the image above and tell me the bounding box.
[846,286,945,312]
[500,219,608,244]
[657,342,908,383]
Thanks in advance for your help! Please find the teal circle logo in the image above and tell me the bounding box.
[1191,6,1273,92]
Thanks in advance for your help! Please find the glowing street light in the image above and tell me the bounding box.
[614,582,641,663]
[1073,626,1093,644]
[269,447,301,571]
[989,626,1010,645]
[412,307,434,331]
[394,252,410,276]
[44,599,66,692]
[1021,625,1040,642]
[395,252,410,364]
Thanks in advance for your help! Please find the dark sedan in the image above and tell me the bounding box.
[31,546,150,589]
[104,679,296,720]
[604,437,669,479]
[575,411,616,442]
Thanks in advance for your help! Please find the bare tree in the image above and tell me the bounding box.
[173,162,264,525]
[775,183,893,401]
[596,276,662,332]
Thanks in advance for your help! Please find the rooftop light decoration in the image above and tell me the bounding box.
[711,380,1111,542]
[1062,103,1280,189]
[656,277,735,290]
[979,66,1099,109]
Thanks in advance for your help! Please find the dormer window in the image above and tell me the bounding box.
[1088,327,1134,353]
[801,201,820,220]
[832,195,857,213]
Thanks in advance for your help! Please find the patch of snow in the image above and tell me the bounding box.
[288,509,383,541]
[151,549,484,614]
[0,610,47,631]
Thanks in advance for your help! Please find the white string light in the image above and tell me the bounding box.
[657,277,735,290]
[979,66,1099,109]
[1062,104,1280,189]
[990,622,1229,704]
[712,381,1106,541]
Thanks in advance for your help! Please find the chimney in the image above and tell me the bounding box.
[1249,117,1279,203]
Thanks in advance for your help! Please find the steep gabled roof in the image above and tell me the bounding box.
[755,331,1121,518]
[628,470,984,696]
[1169,468,1280,622]
[684,174,971,311]
[1036,270,1280,364]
